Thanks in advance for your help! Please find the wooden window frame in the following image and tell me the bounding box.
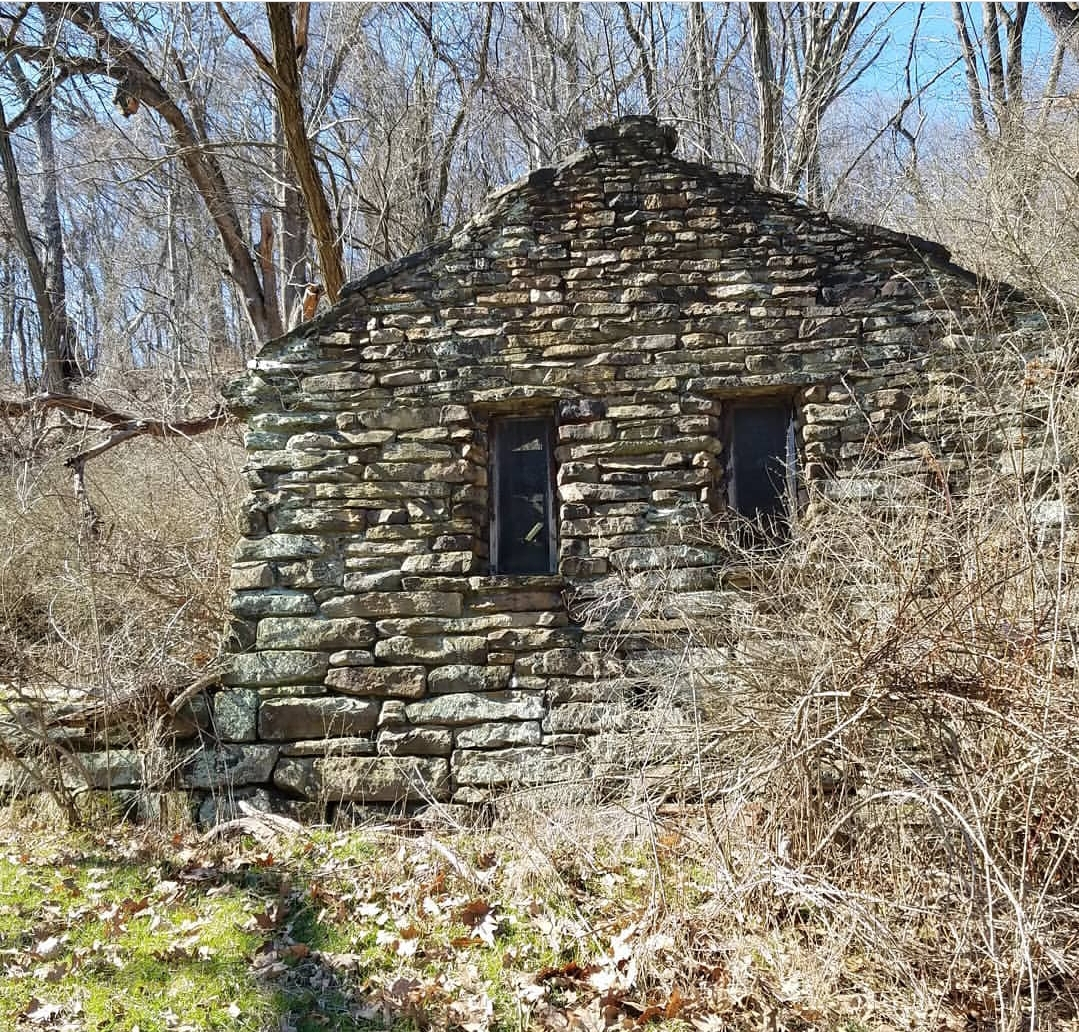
[724,400,799,535]
[489,414,558,575]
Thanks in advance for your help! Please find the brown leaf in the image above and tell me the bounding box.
[252,906,278,930]
[459,899,492,928]
[537,961,600,985]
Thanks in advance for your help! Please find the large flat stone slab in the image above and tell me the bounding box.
[259,697,379,739]
[405,691,545,725]
[325,665,427,698]
[223,650,329,687]
[374,635,486,666]
[319,591,463,618]
[256,617,375,650]
[274,755,449,802]
[427,664,512,694]
[452,747,586,787]
[182,745,279,789]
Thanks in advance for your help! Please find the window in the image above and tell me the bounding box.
[727,403,797,536]
[490,416,557,574]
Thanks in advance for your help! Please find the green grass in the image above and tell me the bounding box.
[0,831,274,1031]
[0,804,1017,1032]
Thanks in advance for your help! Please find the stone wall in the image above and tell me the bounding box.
[195,116,1041,815]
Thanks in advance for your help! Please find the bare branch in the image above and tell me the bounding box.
[0,392,230,466]
[1037,1,1079,60]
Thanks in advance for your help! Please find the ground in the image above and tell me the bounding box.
[2,798,1072,1032]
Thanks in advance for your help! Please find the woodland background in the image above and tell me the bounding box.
[2,6,1079,1030]
[0,1,1076,392]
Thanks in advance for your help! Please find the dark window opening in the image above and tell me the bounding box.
[727,403,797,537]
[491,416,557,575]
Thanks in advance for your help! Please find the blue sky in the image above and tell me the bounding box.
[860,3,1071,119]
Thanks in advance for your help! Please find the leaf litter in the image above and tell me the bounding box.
[3,808,1057,1031]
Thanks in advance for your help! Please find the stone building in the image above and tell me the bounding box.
[215,115,1030,813]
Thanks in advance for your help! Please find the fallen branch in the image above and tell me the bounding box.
[1,392,230,457]
[3,392,232,535]
[3,391,230,470]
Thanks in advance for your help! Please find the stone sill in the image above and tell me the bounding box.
[467,575,566,591]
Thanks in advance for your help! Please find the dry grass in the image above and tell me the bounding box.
[0,383,244,813]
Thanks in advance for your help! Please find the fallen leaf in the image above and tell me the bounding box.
[31,935,63,960]
[23,998,63,1024]
[459,899,493,928]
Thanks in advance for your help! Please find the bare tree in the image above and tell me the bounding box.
[1037,1,1079,60]
[0,80,76,390]
[216,2,346,303]
[0,3,285,343]
[745,4,892,203]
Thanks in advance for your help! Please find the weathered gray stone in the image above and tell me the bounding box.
[273,507,366,534]
[231,563,274,590]
[405,691,545,725]
[235,535,327,561]
[548,703,627,734]
[277,557,346,589]
[229,590,318,618]
[215,689,258,742]
[275,756,449,802]
[325,665,427,698]
[224,651,328,687]
[486,628,577,651]
[375,635,487,666]
[273,756,319,797]
[328,649,376,666]
[257,683,327,698]
[281,738,376,757]
[378,700,408,727]
[341,570,403,592]
[256,617,375,650]
[259,697,379,739]
[453,747,585,787]
[183,745,279,789]
[303,371,378,392]
[377,727,453,756]
[63,749,142,790]
[427,664,512,694]
[400,551,478,575]
[320,591,463,618]
[320,756,449,801]
[456,721,543,749]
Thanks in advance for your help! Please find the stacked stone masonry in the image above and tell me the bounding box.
[207,116,1039,813]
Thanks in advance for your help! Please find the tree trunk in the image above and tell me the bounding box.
[29,43,80,385]
[0,97,63,391]
[265,3,345,302]
[749,3,779,188]
[276,109,309,325]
